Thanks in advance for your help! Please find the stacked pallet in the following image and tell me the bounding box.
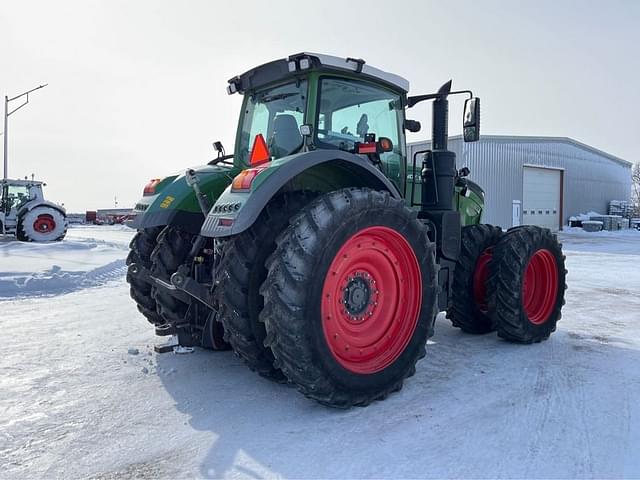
[609,200,633,218]
[589,215,628,230]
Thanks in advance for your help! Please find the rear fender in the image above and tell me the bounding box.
[201,150,402,238]
[131,165,237,234]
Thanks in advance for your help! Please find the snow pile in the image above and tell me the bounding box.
[568,211,604,222]
[0,226,135,299]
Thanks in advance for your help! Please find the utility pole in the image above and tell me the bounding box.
[3,84,48,180]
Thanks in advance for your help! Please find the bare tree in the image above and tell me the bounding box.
[632,162,640,217]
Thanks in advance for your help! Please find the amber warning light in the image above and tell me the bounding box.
[143,178,161,196]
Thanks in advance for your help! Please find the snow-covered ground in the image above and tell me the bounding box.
[1,226,640,479]
[0,225,133,299]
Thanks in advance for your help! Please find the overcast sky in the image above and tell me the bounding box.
[1,0,638,211]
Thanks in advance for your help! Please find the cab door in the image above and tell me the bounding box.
[315,77,407,193]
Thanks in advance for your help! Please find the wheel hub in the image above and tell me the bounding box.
[342,273,373,318]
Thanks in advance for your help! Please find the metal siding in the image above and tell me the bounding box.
[408,137,631,228]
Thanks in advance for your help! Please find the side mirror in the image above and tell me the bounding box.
[463,97,480,142]
[378,137,393,152]
[212,141,225,157]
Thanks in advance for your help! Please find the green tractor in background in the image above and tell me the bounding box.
[127,53,567,407]
[1,178,67,242]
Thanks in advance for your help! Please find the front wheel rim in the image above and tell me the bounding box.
[321,226,422,374]
[522,249,559,325]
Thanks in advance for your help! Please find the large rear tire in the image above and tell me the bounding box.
[488,225,567,343]
[215,192,315,382]
[151,226,228,350]
[261,188,438,407]
[150,227,195,326]
[126,227,164,325]
[447,224,503,334]
[18,206,67,242]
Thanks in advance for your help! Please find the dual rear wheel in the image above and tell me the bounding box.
[215,188,438,407]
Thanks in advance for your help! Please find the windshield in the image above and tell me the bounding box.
[315,77,401,152]
[237,81,307,165]
[8,185,30,208]
[315,77,405,190]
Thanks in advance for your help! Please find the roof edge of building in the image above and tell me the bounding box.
[408,135,632,168]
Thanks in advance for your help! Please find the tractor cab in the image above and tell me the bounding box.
[230,53,410,191]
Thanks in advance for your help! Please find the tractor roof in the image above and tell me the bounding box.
[0,178,44,187]
[227,52,410,95]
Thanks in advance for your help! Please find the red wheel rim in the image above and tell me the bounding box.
[321,226,422,374]
[522,249,558,325]
[33,214,56,234]
[472,247,493,313]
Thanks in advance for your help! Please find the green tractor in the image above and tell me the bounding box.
[127,53,567,407]
[1,178,67,241]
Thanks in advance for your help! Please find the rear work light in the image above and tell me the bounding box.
[143,178,161,196]
[231,166,269,192]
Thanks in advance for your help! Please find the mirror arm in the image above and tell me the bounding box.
[449,90,474,99]
[408,89,475,108]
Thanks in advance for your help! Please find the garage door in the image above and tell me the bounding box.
[522,167,561,231]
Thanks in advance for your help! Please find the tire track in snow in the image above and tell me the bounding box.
[0,259,128,300]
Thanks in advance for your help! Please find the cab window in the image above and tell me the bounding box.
[238,81,307,164]
[7,185,29,208]
[315,77,404,189]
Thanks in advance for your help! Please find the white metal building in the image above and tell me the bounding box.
[408,135,633,230]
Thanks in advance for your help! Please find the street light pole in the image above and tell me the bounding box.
[3,96,8,181]
[2,84,48,180]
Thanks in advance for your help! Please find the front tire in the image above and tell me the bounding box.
[488,225,567,343]
[261,188,438,407]
[447,224,503,334]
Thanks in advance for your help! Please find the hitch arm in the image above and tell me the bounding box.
[128,262,216,310]
[127,263,192,304]
[170,272,217,311]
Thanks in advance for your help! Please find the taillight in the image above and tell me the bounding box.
[357,143,378,154]
[231,166,269,192]
[143,178,161,196]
